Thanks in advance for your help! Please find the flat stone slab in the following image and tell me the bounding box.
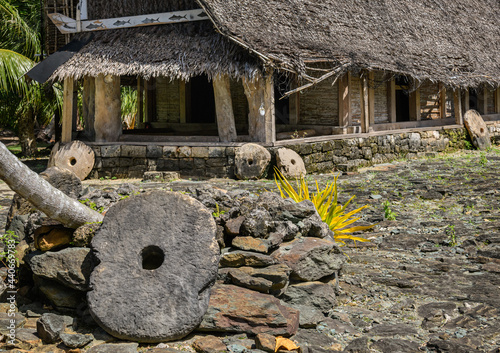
[199,284,299,336]
[88,191,219,343]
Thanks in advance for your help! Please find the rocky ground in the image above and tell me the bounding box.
[0,148,499,352]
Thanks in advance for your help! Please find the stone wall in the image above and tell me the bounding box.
[89,123,500,179]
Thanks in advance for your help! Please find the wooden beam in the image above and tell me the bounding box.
[338,72,351,129]
[62,77,75,143]
[179,80,186,124]
[454,90,463,125]
[387,79,396,123]
[242,71,275,143]
[495,88,500,114]
[464,89,470,112]
[439,83,446,119]
[144,78,156,124]
[409,88,421,121]
[361,73,370,133]
[136,77,143,128]
[368,71,375,129]
[213,74,237,142]
[95,74,122,142]
[82,76,95,140]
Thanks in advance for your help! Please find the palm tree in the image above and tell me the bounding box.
[0,0,60,156]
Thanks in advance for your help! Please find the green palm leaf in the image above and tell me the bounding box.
[0,48,33,94]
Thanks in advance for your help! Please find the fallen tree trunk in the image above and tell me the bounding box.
[0,142,103,228]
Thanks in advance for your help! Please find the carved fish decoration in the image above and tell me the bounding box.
[86,23,104,29]
[48,9,209,34]
[169,14,187,20]
[141,18,159,24]
[113,19,131,26]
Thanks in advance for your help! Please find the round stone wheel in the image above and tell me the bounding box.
[88,191,220,343]
[48,141,95,180]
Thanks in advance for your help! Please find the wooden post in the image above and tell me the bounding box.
[179,80,186,124]
[464,89,470,112]
[82,76,95,140]
[387,79,396,123]
[243,71,276,143]
[62,77,75,143]
[361,73,370,133]
[136,77,143,128]
[144,78,156,124]
[213,74,237,142]
[495,88,500,114]
[409,88,421,121]
[368,71,375,130]
[454,90,463,125]
[338,72,351,130]
[439,83,447,119]
[95,74,122,142]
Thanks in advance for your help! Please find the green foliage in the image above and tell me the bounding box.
[274,167,374,244]
[446,225,457,246]
[212,203,226,218]
[382,200,397,221]
[79,199,104,213]
[479,152,488,166]
[463,140,473,150]
[121,86,138,129]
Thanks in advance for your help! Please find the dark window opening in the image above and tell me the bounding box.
[188,75,216,124]
[469,90,479,113]
[274,74,290,125]
[395,77,410,122]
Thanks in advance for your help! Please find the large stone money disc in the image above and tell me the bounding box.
[88,191,220,342]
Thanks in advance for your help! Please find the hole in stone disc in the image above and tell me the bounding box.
[480,128,484,134]
[291,159,296,165]
[69,157,77,166]
[141,245,165,270]
[248,159,254,166]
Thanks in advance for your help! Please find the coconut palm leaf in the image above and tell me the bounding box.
[0,48,33,94]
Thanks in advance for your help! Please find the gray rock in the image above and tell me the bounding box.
[276,148,307,178]
[220,250,275,268]
[271,238,346,281]
[371,339,420,353]
[37,278,84,309]
[282,282,337,313]
[228,264,291,294]
[291,305,325,328]
[368,323,418,336]
[235,143,271,180]
[88,191,220,343]
[87,342,140,353]
[36,313,73,343]
[72,222,101,247]
[40,166,82,198]
[28,247,92,290]
[240,207,272,238]
[60,332,94,348]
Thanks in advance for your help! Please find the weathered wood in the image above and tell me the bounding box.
[82,76,95,140]
[48,140,95,180]
[288,78,299,125]
[409,88,421,121]
[0,142,103,228]
[439,83,446,119]
[454,90,463,125]
[368,72,375,129]
[464,110,491,150]
[243,71,276,143]
[213,75,237,142]
[361,74,370,133]
[62,77,75,143]
[95,74,122,142]
[145,79,156,124]
[136,77,143,128]
[464,90,470,112]
[388,79,396,123]
[179,80,186,124]
[338,73,351,128]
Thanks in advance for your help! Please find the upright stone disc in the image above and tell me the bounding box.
[48,141,95,180]
[88,191,220,343]
[464,109,491,150]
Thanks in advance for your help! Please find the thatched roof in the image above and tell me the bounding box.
[50,0,260,81]
[51,0,500,87]
[200,0,500,88]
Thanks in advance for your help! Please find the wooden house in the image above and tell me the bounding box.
[41,0,500,177]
